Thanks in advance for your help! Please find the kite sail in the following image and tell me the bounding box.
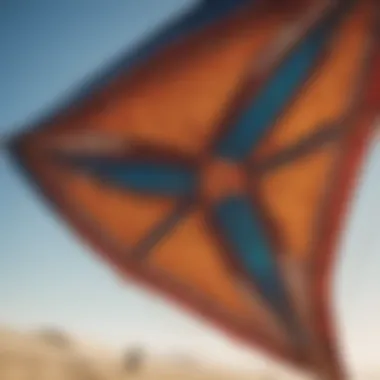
[6,0,380,379]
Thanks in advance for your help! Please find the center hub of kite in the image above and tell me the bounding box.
[201,159,246,202]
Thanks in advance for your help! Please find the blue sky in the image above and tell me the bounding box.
[0,0,379,376]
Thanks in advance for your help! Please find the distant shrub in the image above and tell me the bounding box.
[37,328,71,349]
[122,346,145,374]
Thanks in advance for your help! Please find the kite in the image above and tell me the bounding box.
[6,0,380,379]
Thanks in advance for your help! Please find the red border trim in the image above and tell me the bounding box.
[310,41,380,380]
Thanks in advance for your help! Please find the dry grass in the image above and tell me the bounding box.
[0,328,267,380]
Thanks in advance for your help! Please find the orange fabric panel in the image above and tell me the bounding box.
[253,0,373,161]
[148,209,290,345]
[22,148,175,250]
[258,140,343,378]
[41,1,324,157]
[257,142,339,259]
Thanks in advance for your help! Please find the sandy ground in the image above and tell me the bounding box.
[1,327,378,380]
[0,327,270,380]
